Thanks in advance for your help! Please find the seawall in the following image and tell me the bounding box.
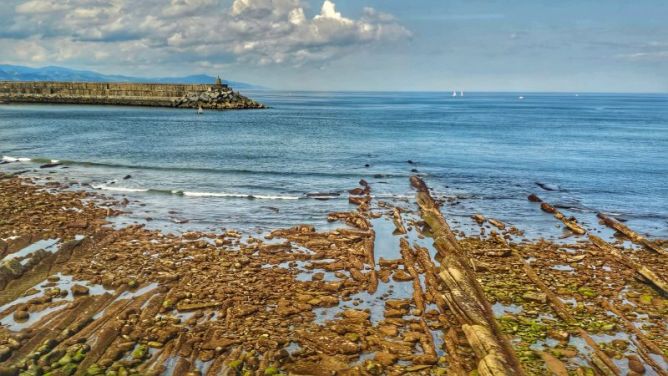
[0,81,264,110]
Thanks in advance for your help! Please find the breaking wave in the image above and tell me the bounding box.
[90,184,301,200]
[1,155,410,179]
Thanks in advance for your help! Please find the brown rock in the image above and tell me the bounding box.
[342,309,370,321]
[528,193,542,202]
[392,269,413,282]
[202,329,238,351]
[378,269,391,283]
[374,352,397,366]
[522,291,547,303]
[488,218,506,230]
[484,248,511,257]
[472,214,486,224]
[384,308,405,318]
[13,310,29,322]
[71,284,90,296]
[627,355,644,374]
[378,324,398,337]
[540,351,569,376]
[318,296,339,307]
[385,299,410,310]
[548,330,570,342]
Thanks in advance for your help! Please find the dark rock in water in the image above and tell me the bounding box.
[0,161,8,165]
[554,203,578,210]
[527,193,542,202]
[13,310,29,322]
[349,188,365,195]
[540,202,556,213]
[261,206,280,213]
[123,175,132,180]
[40,162,61,169]
[364,164,370,168]
[535,182,560,191]
[71,284,90,296]
[373,174,385,179]
[407,160,416,164]
[411,168,418,173]
[306,192,341,199]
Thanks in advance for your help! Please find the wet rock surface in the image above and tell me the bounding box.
[0,174,666,375]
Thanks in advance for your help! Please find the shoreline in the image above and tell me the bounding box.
[0,174,666,375]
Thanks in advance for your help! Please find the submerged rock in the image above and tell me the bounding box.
[13,310,29,322]
[71,284,90,296]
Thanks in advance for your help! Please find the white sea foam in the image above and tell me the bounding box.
[2,155,31,162]
[91,184,149,193]
[373,193,413,199]
[181,191,300,200]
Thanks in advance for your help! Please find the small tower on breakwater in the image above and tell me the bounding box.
[214,75,225,89]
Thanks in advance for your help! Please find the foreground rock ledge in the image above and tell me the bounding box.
[0,173,666,376]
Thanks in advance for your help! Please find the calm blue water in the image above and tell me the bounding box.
[1,92,667,238]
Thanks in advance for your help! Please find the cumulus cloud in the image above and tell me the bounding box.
[0,0,410,70]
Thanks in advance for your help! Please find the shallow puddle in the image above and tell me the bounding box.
[2,238,59,263]
[116,282,159,301]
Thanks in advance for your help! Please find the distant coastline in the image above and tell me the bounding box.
[0,64,265,90]
[0,80,264,110]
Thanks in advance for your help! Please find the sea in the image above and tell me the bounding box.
[1,91,667,240]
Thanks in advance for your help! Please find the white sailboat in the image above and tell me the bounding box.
[460,91,464,97]
[452,90,457,97]
[197,106,203,115]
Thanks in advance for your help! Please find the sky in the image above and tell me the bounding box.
[0,0,667,92]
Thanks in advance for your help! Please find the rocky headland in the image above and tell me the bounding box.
[0,173,666,375]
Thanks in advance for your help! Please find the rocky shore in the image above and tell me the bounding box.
[0,81,264,110]
[0,173,666,375]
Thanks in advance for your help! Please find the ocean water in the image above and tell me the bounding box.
[1,91,667,238]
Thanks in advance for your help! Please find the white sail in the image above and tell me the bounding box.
[460,91,464,96]
[452,91,457,97]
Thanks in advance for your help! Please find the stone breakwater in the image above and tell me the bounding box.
[0,81,265,110]
[0,173,666,375]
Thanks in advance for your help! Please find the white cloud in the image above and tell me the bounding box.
[2,0,410,70]
[619,51,668,61]
[315,0,350,24]
[15,0,68,14]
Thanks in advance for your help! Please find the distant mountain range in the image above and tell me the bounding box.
[0,64,264,89]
